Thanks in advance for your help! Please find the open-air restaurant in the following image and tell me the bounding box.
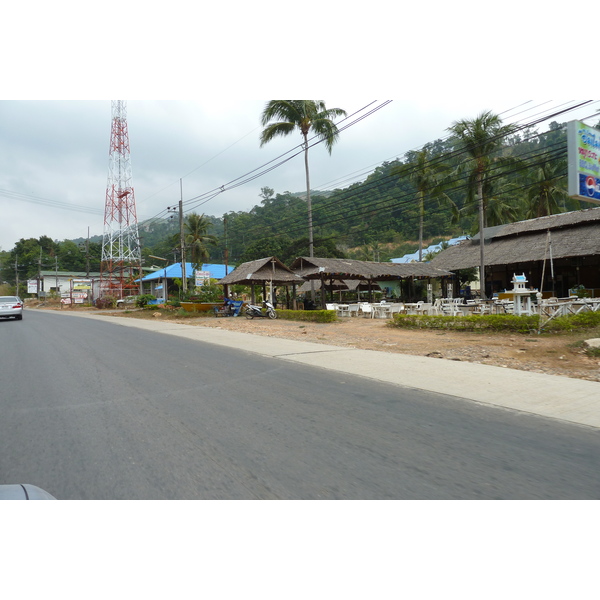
[218,257,600,321]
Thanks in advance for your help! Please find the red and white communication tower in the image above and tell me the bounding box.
[100,100,142,299]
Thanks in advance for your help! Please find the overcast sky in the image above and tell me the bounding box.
[1,2,595,255]
[2,99,597,251]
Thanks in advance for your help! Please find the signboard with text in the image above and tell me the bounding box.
[195,270,211,286]
[567,120,600,203]
[71,279,92,290]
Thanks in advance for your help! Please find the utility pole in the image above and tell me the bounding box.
[38,247,42,299]
[180,179,186,294]
[223,214,229,298]
[85,226,90,277]
[55,256,59,294]
[224,215,229,274]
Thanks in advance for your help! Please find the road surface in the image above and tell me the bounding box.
[1,310,599,499]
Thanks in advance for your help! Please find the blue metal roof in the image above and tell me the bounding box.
[391,236,469,263]
[139,263,234,282]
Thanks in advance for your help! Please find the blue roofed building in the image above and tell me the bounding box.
[391,236,469,263]
[138,262,234,301]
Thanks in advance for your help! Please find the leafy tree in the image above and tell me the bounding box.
[260,100,347,260]
[237,235,292,264]
[447,111,515,298]
[279,236,346,264]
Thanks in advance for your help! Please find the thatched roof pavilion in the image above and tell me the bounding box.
[290,257,452,306]
[219,256,304,286]
[218,256,304,305]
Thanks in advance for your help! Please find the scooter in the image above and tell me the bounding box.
[245,300,277,319]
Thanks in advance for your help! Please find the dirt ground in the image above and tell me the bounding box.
[104,307,600,383]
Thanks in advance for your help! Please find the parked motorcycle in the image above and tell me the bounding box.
[245,300,277,319]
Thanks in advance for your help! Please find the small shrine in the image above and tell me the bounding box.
[510,273,534,316]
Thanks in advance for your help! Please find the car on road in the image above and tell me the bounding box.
[0,296,24,320]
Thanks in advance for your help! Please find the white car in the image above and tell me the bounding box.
[0,296,23,320]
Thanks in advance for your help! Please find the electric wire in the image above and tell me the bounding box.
[137,100,598,257]
[229,103,593,246]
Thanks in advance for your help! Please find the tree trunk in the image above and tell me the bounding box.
[477,172,486,300]
[304,134,316,301]
[418,190,424,262]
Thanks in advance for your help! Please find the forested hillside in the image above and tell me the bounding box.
[2,115,596,290]
[188,118,590,265]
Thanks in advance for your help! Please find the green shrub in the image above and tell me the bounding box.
[277,309,338,323]
[542,311,600,332]
[187,281,223,303]
[135,294,156,308]
[389,313,540,334]
[390,311,600,334]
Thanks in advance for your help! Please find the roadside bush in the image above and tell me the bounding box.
[277,309,338,323]
[95,296,117,309]
[389,313,540,334]
[390,311,600,334]
[542,312,600,332]
[135,294,156,308]
[187,281,223,303]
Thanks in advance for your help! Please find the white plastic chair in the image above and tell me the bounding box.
[360,304,373,318]
[348,304,360,317]
[416,302,432,315]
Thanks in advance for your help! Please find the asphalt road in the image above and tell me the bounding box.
[1,309,599,499]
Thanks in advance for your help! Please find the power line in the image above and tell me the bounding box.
[231,102,593,245]
[0,188,104,215]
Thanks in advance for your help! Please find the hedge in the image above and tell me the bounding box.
[276,309,338,323]
[389,311,600,334]
[389,313,540,334]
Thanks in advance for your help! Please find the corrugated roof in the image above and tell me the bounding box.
[140,263,234,281]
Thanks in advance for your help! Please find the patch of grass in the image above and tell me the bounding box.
[277,309,338,323]
[585,346,600,358]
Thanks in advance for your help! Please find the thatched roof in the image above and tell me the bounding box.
[218,256,304,286]
[290,257,452,280]
[431,207,600,270]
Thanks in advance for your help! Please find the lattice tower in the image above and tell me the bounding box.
[100,100,142,298]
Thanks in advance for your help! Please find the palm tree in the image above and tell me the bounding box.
[392,148,452,261]
[260,100,347,259]
[523,158,570,219]
[447,111,514,299]
[183,213,217,268]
